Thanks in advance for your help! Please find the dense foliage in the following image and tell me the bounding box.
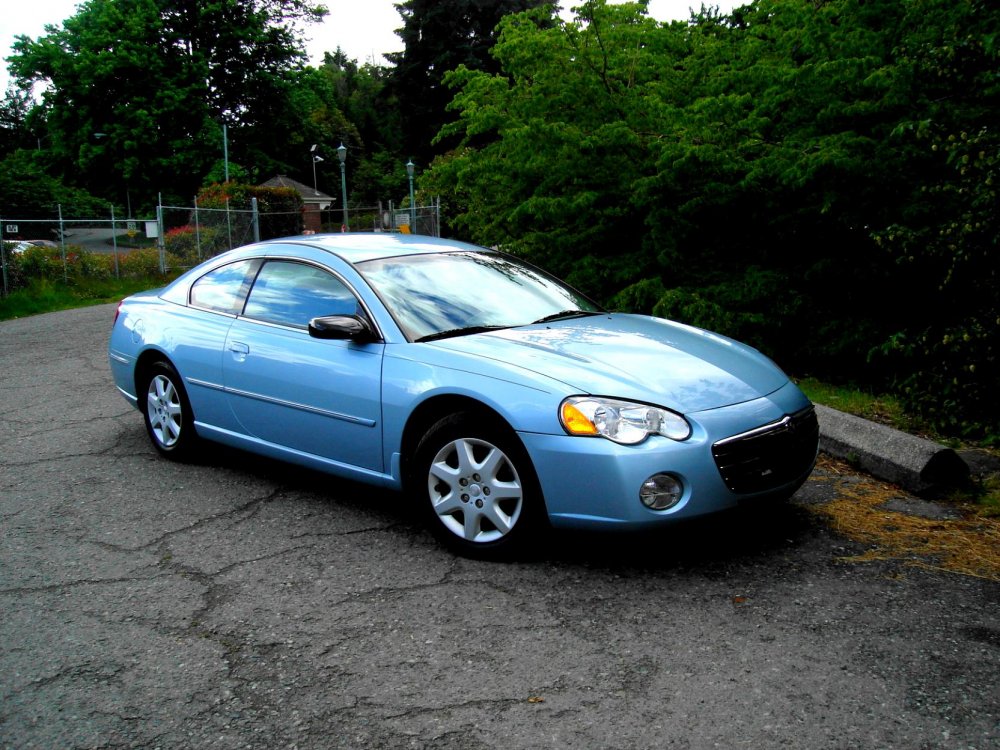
[0,150,109,223]
[1,0,997,440]
[158,183,305,264]
[387,0,551,165]
[6,0,326,207]
[425,0,998,441]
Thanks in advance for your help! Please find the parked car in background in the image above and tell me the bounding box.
[3,241,35,255]
[108,234,818,557]
[2,239,59,255]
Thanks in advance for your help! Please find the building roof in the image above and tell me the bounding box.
[261,174,334,203]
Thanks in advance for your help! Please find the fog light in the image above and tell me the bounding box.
[639,473,683,510]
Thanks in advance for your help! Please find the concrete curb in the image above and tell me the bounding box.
[814,404,970,497]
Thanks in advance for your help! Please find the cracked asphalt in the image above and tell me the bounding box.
[2,304,998,750]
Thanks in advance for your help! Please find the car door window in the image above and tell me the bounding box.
[242,260,358,328]
[189,259,260,314]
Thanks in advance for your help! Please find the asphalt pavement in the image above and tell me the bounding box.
[1,304,998,749]
[59,227,128,254]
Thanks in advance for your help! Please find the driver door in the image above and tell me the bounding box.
[222,259,384,472]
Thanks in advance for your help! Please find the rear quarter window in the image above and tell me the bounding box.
[189,259,260,314]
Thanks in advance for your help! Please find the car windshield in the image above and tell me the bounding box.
[357,251,600,342]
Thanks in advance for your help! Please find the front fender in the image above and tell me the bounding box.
[380,348,566,476]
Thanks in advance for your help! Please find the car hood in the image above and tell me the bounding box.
[427,314,789,414]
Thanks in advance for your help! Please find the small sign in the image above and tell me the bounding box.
[144,221,159,239]
[127,220,137,232]
[5,224,17,234]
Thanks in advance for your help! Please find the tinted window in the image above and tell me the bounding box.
[243,260,358,328]
[189,260,259,314]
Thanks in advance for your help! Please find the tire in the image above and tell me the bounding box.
[411,412,545,558]
[142,360,197,459]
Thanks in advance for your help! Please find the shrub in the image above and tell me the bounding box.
[876,319,999,444]
[196,183,303,240]
[2,246,180,296]
[163,225,221,265]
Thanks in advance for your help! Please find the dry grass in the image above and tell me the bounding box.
[807,456,1000,581]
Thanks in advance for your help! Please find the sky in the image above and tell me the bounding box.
[2,0,737,92]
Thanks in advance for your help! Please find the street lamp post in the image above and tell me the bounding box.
[310,144,323,195]
[337,143,349,231]
[406,160,416,234]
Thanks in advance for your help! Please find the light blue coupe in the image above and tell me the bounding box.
[109,234,818,556]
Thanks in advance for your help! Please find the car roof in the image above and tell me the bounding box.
[266,233,490,264]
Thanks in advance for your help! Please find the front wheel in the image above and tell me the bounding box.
[142,360,197,459]
[411,413,545,558]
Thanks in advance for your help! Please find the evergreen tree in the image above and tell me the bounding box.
[387,0,551,165]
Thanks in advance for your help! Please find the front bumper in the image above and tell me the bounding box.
[522,381,815,530]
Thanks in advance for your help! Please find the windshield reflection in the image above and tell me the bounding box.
[357,251,599,341]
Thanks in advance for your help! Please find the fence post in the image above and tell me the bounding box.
[225,197,233,250]
[110,204,120,279]
[251,196,260,243]
[156,193,166,274]
[194,195,202,260]
[58,203,68,282]
[0,212,7,298]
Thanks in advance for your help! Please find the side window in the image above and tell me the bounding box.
[242,260,359,328]
[189,259,260,314]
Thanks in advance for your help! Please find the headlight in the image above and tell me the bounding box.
[559,396,691,444]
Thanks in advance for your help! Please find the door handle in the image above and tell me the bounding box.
[229,341,249,362]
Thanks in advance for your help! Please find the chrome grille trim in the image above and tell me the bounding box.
[711,406,819,494]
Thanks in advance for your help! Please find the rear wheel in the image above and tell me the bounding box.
[412,412,544,558]
[142,360,197,459]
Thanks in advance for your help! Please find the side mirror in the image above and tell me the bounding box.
[308,315,381,344]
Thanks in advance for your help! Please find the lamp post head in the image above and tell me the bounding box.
[337,143,347,163]
[406,160,415,178]
[310,143,318,152]
[313,155,324,163]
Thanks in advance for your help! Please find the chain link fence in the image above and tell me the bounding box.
[2,196,442,296]
[318,198,442,237]
[1,208,158,296]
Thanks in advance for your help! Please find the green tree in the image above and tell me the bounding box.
[243,64,359,190]
[7,0,326,209]
[387,0,552,165]
[425,1,678,294]
[870,0,1000,439]
[429,0,999,439]
[0,150,107,229]
[0,86,35,154]
[315,50,408,204]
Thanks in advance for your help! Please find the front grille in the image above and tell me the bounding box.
[711,406,819,494]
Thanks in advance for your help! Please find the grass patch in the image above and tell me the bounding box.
[970,475,1000,519]
[0,276,170,320]
[796,376,935,438]
[801,377,1000,517]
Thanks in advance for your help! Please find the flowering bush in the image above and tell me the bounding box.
[2,245,178,294]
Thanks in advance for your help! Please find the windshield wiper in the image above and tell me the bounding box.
[531,310,601,325]
[415,325,511,343]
